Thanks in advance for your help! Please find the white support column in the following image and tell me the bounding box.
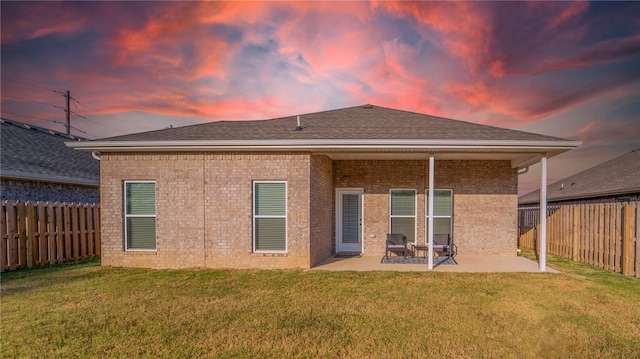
[539,154,547,272]
[428,154,435,270]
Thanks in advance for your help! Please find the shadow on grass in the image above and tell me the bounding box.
[0,258,101,296]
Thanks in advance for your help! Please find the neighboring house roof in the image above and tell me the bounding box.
[519,148,640,205]
[68,104,581,169]
[1,118,100,186]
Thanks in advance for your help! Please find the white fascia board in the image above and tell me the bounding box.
[1,170,99,187]
[67,139,582,152]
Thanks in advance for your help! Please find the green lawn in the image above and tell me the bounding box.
[1,251,639,358]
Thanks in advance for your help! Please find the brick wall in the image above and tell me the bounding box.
[101,152,314,269]
[100,153,518,270]
[334,160,518,256]
[309,155,333,266]
[203,152,311,269]
[437,160,518,256]
[1,178,99,203]
[100,153,207,268]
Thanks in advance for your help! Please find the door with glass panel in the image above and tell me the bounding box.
[336,189,363,253]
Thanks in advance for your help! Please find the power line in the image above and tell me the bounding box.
[4,81,171,136]
[73,99,160,131]
[0,110,50,121]
[3,78,59,93]
[52,120,88,135]
[2,94,59,108]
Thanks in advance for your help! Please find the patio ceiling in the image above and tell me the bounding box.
[315,149,561,169]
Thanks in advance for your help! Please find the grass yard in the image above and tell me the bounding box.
[1,250,639,358]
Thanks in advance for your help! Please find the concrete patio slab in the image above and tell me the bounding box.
[311,255,560,273]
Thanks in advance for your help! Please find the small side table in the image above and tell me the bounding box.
[412,245,428,258]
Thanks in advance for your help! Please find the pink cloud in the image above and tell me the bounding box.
[1,0,638,146]
[546,1,589,29]
[0,2,86,43]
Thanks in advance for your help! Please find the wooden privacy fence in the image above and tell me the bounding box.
[1,201,100,272]
[519,202,639,278]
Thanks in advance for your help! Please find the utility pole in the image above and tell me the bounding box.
[65,90,71,135]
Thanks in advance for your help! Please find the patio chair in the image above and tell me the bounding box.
[432,234,458,265]
[386,233,410,259]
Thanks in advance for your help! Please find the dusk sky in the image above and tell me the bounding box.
[1,1,639,195]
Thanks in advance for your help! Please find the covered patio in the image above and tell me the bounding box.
[311,254,559,273]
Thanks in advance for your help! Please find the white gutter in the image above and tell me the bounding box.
[67,139,581,152]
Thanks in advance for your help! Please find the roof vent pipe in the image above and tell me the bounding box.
[294,115,303,131]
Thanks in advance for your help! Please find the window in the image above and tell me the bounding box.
[125,181,156,250]
[426,189,453,236]
[253,182,287,252]
[390,189,416,244]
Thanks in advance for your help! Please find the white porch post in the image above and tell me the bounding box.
[539,154,547,272]
[428,154,435,270]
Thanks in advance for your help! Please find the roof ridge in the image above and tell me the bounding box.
[0,118,86,141]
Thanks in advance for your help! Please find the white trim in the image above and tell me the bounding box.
[540,155,547,271]
[124,180,157,252]
[335,188,364,254]
[252,181,288,253]
[428,154,435,270]
[389,189,417,245]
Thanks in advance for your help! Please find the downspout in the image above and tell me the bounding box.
[91,151,101,161]
[518,166,529,175]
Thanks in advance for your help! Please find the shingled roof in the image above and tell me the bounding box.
[1,119,99,186]
[101,104,566,142]
[519,148,640,204]
[68,104,580,169]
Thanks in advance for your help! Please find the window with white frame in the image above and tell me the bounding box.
[124,181,156,250]
[253,181,287,252]
[426,189,453,236]
[390,189,416,244]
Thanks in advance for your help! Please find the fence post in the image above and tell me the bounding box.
[47,202,56,265]
[94,204,101,257]
[6,203,17,271]
[572,205,579,261]
[1,202,7,273]
[63,203,72,262]
[622,203,633,276]
[55,203,64,263]
[17,202,28,269]
[79,203,87,259]
[634,202,639,279]
[37,202,47,266]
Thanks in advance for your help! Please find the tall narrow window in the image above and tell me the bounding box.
[426,189,453,236]
[125,181,156,250]
[390,189,416,244]
[253,181,287,252]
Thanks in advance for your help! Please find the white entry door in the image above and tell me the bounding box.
[336,189,363,253]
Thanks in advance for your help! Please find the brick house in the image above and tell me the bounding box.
[68,105,580,270]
